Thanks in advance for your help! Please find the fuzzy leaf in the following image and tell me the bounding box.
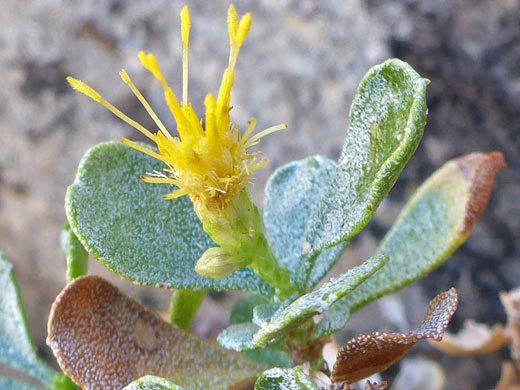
[253,255,388,348]
[65,141,271,294]
[331,152,505,315]
[229,295,293,367]
[124,376,185,390]
[217,322,261,352]
[0,377,40,390]
[0,252,55,385]
[230,294,269,325]
[303,59,428,270]
[61,222,88,282]
[47,275,263,390]
[264,156,346,289]
[255,367,318,390]
[312,309,350,340]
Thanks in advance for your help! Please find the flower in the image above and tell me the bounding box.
[67,4,286,218]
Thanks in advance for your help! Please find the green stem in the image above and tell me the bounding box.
[249,236,295,300]
[168,289,207,330]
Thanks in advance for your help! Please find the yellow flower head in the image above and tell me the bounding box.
[67,5,286,216]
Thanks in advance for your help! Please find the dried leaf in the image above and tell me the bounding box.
[331,289,457,384]
[428,320,509,356]
[47,275,262,390]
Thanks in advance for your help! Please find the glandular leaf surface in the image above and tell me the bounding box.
[0,252,55,386]
[65,141,270,294]
[124,376,185,390]
[331,152,505,315]
[255,367,318,390]
[263,156,346,289]
[47,275,263,390]
[332,289,458,384]
[303,59,428,273]
[253,255,388,348]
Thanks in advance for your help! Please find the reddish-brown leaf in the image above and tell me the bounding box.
[455,151,505,237]
[47,275,262,390]
[331,289,458,384]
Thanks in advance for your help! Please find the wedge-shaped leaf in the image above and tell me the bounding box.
[124,376,184,390]
[0,377,40,390]
[227,295,293,367]
[331,152,505,315]
[303,59,428,269]
[0,252,55,386]
[47,275,263,390]
[217,322,261,352]
[230,294,269,325]
[65,141,271,294]
[253,255,388,348]
[331,289,458,384]
[61,222,88,282]
[255,367,318,390]
[264,156,347,289]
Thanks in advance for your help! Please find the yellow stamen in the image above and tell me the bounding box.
[121,138,174,165]
[227,5,238,46]
[240,118,257,145]
[68,5,286,212]
[140,175,179,185]
[180,5,190,106]
[119,69,173,140]
[244,124,288,148]
[138,51,169,92]
[67,77,157,142]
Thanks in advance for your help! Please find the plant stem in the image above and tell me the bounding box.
[168,289,207,330]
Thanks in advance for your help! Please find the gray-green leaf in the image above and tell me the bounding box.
[330,152,505,316]
[303,59,428,272]
[0,377,40,390]
[253,255,388,347]
[255,367,318,390]
[264,156,346,290]
[65,141,271,294]
[0,252,55,385]
[124,376,185,390]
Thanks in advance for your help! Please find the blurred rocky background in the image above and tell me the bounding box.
[0,0,519,389]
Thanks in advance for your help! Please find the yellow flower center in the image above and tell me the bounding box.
[67,5,286,215]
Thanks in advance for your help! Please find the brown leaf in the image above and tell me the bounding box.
[428,320,509,356]
[47,275,262,390]
[331,289,458,384]
[454,151,505,237]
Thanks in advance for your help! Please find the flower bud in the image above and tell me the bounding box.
[195,247,247,279]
